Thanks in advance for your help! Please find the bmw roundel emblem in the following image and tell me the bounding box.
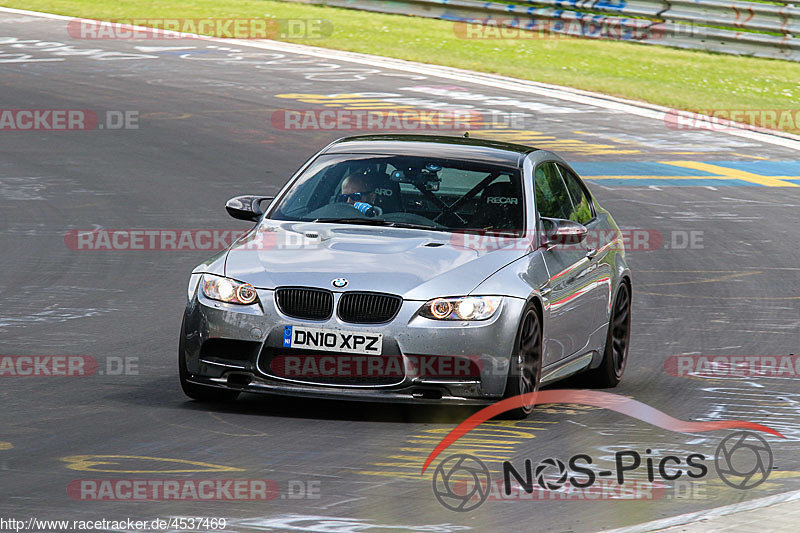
[332,278,348,288]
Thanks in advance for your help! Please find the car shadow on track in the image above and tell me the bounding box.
[121,376,596,424]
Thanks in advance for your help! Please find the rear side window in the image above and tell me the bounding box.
[558,164,594,225]
[534,162,572,220]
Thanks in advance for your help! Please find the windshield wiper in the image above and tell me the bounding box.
[312,218,446,232]
[387,222,446,231]
[312,217,392,226]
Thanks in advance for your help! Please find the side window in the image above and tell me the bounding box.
[558,165,594,225]
[534,162,572,220]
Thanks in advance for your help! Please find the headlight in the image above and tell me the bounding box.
[419,296,502,321]
[201,274,259,305]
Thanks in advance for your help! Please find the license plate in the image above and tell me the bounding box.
[282,325,383,355]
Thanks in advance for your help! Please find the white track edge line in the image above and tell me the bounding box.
[601,488,800,533]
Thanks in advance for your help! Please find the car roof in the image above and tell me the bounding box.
[322,134,537,167]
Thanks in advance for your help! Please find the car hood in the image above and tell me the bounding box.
[223,221,529,300]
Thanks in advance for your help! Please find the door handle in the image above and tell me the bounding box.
[586,249,598,260]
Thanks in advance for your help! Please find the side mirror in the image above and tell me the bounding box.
[541,217,588,246]
[225,195,274,222]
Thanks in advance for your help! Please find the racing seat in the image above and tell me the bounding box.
[370,176,403,214]
[476,181,522,231]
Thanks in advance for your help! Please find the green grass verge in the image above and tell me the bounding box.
[3,0,799,134]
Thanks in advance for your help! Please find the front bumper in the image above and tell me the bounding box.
[182,286,526,403]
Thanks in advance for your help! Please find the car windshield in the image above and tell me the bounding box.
[268,154,524,233]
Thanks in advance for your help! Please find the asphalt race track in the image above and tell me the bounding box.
[1,9,799,533]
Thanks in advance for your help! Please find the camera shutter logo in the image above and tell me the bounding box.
[432,454,491,512]
[715,431,773,489]
[535,458,568,490]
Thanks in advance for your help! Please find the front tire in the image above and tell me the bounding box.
[586,281,631,388]
[179,318,240,402]
[499,304,543,419]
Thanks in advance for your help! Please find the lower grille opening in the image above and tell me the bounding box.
[227,373,252,387]
[412,388,443,400]
[200,338,261,362]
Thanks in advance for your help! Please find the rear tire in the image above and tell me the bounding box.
[179,318,240,402]
[585,281,631,388]
[498,304,542,419]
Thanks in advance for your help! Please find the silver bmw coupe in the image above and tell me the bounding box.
[179,134,631,417]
